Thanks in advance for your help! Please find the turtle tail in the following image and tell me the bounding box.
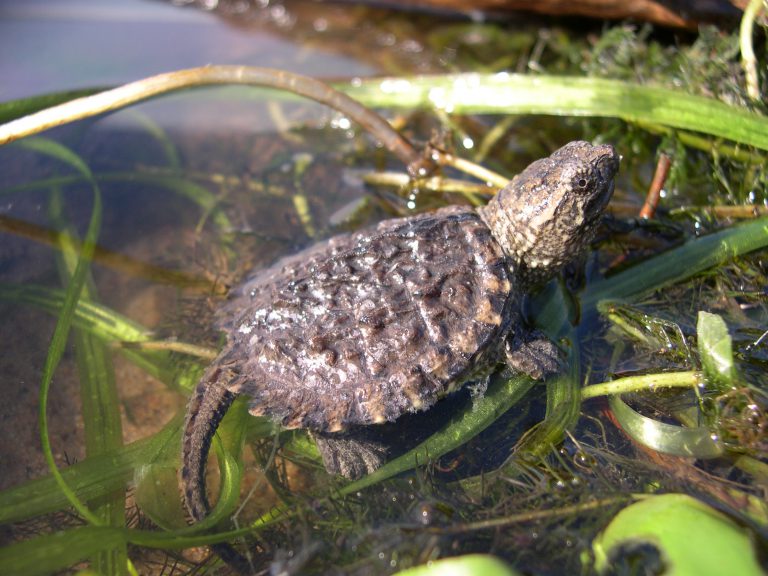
[181,370,253,574]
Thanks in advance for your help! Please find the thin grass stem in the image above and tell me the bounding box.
[0,66,428,176]
[581,371,701,400]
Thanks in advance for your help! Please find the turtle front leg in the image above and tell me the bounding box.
[504,330,564,381]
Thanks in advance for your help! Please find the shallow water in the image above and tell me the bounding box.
[0,0,545,489]
[2,2,765,575]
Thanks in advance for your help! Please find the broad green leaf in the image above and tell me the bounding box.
[593,494,763,576]
[344,74,768,150]
[393,554,521,576]
[696,311,736,391]
[608,394,723,459]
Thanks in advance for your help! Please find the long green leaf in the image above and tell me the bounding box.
[0,283,201,391]
[343,74,768,150]
[3,71,767,153]
[608,394,724,458]
[583,217,768,308]
[0,283,151,341]
[19,138,104,526]
[49,183,126,574]
[0,526,127,576]
[696,311,737,391]
[344,375,535,495]
[0,88,102,124]
[246,373,536,528]
[0,421,177,525]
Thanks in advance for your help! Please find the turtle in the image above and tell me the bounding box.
[180,140,619,570]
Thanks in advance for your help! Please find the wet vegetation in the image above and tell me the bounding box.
[0,4,766,575]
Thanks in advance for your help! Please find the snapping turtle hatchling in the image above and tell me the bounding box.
[180,140,618,553]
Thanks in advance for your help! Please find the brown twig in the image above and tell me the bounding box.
[639,153,671,219]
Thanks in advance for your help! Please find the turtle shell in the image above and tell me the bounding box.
[215,205,516,433]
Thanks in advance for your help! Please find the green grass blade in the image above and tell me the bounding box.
[18,138,104,527]
[123,172,232,233]
[0,419,179,525]
[343,375,535,494]
[342,375,533,493]
[608,394,724,459]
[48,188,124,454]
[512,284,582,461]
[343,74,768,150]
[0,514,279,576]
[4,71,766,154]
[0,88,102,124]
[0,283,202,391]
[0,283,151,341]
[516,368,580,460]
[0,526,128,576]
[128,111,182,171]
[696,311,737,391]
[247,374,534,527]
[530,217,768,350]
[583,216,768,308]
[49,184,127,574]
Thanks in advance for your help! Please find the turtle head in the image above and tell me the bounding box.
[479,141,619,285]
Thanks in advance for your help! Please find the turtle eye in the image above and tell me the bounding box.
[575,175,593,192]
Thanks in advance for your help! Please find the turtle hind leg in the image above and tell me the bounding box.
[181,373,254,573]
[313,431,390,480]
[504,330,564,381]
[313,393,474,480]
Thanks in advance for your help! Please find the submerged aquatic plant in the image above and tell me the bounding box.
[0,14,767,576]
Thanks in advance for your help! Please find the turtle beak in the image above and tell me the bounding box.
[585,146,619,226]
[594,144,620,182]
[596,146,619,200]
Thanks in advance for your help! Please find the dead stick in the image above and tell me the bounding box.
[639,153,671,219]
